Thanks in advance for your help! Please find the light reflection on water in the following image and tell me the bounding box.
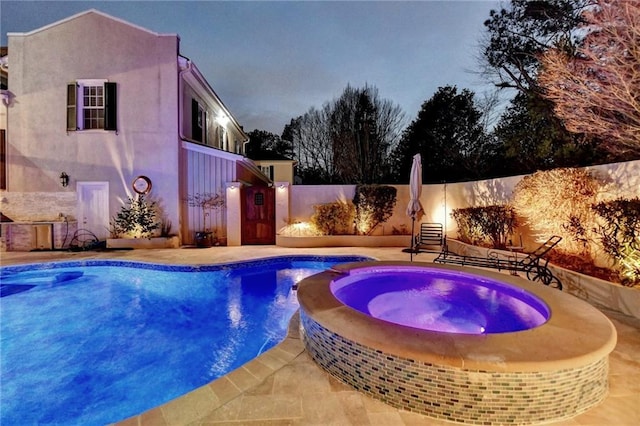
[1,256,368,426]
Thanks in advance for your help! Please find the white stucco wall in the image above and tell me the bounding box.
[287,160,640,238]
[5,11,181,238]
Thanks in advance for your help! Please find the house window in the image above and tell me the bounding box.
[67,80,117,131]
[260,165,274,180]
[217,125,226,150]
[83,85,104,129]
[191,99,207,143]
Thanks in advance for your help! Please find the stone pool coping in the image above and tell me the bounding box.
[297,260,618,373]
[118,312,306,425]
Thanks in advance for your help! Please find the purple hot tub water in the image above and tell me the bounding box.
[330,266,550,334]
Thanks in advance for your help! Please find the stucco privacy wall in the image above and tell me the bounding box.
[287,160,640,237]
[6,11,181,237]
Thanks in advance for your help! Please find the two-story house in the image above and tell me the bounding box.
[0,9,274,250]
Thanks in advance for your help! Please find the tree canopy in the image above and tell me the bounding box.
[390,86,488,184]
[539,0,640,156]
[282,84,405,184]
[245,129,293,160]
[249,0,638,185]
[481,0,589,94]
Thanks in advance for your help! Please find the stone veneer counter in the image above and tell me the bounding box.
[297,261,617,425]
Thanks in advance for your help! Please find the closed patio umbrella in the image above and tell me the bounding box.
[406,153,424,261]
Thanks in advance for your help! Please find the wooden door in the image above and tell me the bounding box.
[241,186,275,245]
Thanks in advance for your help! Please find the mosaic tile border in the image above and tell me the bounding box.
[300,310,609,425]
[0,254,372,274]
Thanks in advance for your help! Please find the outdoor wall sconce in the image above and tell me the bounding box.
[216,114,229,127]
[59,172,69,187]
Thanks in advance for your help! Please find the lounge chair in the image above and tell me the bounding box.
[434,235,563,289]
[415,222,445,252]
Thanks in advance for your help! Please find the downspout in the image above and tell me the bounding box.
[242,138,251,156]
[1,89,11,191]
[178,55,192,142]
[177,55,193,245]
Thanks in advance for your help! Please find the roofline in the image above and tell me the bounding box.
[6,9,177,39]
[253,159,297,164]
[186,59,249,142]
[182,141,271,184]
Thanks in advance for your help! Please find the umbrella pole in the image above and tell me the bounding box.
[410,216,415,261]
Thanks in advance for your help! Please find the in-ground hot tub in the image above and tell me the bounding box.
[297,261,617,425]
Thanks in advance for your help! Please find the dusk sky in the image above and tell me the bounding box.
[1,0,503,134]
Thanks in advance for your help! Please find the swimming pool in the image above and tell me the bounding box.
[0,255,369,425]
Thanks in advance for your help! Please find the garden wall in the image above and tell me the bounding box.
[285,160,640,243]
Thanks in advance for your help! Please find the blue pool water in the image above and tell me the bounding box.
[0,255,369,425]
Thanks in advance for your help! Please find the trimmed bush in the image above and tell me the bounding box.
[353,185,397,235]
[451,205,518,249]
[310,201,355,235]
[512,168,603,254]
[592,197,640,286]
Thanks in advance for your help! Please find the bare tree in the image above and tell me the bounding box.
[285,106,336,183]
[285,84,404,184]
[330,85,404,183]
[539,0,640,155]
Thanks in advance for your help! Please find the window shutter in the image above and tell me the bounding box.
[66,83,77,131]
[203,110,207,145]
[192,99,202,141]
[104,82,117,131]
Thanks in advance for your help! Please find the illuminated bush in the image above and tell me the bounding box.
[310,201,355,235]
[451,205,518,249]
[110,195,160,238]
[592,198,640,286]
[512,168,603,255]
[353,185,397,235]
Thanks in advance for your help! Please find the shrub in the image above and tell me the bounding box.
[512,168,603,254]
[592,197,640,286]
[110,195,160,238]
[310,201,355,235]
[352,185,397,235]
[451,205,518,248]
[451,208,485,246]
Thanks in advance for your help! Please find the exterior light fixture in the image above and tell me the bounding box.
[216,114,229,127]
[59,172,70,187]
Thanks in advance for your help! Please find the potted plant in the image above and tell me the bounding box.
[186,191,225,247]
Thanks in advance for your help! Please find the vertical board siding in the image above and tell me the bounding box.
[181,148,236,244]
